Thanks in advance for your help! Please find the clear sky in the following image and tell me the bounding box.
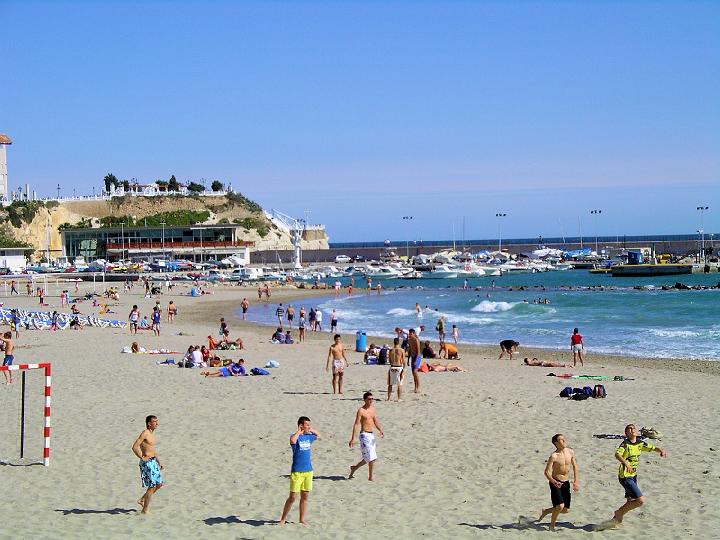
[2,1,718,242]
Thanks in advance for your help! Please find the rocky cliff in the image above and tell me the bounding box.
[0,194,328,259]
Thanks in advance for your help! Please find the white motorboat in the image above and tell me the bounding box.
[365,266,403,280]
[426,264,459,279]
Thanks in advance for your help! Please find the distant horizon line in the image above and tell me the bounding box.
[329,232,717,249]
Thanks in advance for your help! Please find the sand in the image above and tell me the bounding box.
[0,280,718,538]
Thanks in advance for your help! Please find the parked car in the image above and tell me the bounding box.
[353,255,366,262]
[334,254,352,263]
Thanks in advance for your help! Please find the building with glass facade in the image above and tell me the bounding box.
[61,224,254,262]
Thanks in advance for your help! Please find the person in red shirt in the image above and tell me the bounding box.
[570,328,584,367]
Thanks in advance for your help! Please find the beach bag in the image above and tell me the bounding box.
[593,384,607,398]
[583,386,593,397]
[378,347,388,365]
[251,367,270,376]
[266,360,280,368]
[559,386,573,398]
[572,390,589,401]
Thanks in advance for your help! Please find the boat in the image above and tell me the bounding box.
[365,266,403,280]
[426,264,459,279]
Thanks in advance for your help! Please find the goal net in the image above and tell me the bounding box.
[0,363,51,466]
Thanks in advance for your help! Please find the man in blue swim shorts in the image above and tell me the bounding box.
[279,416,321,525]
[610,424,667,527]
[132,415,164,514]
[407,328,422,393]
[1,332,15,384]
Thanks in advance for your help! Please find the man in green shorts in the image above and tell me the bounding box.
[611,423,668,526]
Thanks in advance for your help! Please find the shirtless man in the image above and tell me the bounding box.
[1,332,15,384]
[166,301,177,323]
[538,434,580,531]
[131,415,164,514]
[240,298,249,320]
[406,328,422,393]
[325,334,348,394]
[387,337,404,401]
[348,392,384,481]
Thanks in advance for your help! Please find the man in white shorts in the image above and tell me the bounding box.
[348,392,384,481]
[387,338,404,401]
[325,334,348,394]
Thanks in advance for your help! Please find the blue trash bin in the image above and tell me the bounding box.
[355,331,367,352]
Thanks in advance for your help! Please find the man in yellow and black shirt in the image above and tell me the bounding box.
[612,424,668,525]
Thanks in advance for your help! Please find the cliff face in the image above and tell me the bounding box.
[1,195,328,258]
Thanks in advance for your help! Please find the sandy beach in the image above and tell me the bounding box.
[1,280,718,538]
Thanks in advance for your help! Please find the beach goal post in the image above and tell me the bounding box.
[0,363,51,466]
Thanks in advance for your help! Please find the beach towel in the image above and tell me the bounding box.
[250,367,270,376]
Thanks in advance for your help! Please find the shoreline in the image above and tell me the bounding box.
[202,284,720,376]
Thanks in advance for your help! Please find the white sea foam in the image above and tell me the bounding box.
[470,300,517,313]
[386,307,418,317]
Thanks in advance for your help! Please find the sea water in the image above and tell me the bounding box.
[243,271,720,360]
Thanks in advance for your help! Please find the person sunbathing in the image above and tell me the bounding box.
[523,357,571,368]
[427,362,466,372]
[201,359,247,377]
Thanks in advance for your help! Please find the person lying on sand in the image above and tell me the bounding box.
[524,358,571,368]
[201,359,247,377]
[427,362,466,372]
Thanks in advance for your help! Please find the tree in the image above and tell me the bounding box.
[156,180,168,191]
[122,179,130,191]
[187,182,204,193]
[103,173,118,192]
[168,175,179,191]
[211,180,224,192]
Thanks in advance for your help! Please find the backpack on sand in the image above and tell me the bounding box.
[559,386,573,398]
[593,384,607,398]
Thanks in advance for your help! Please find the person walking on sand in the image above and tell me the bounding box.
[167,301,177,323]
[287,304,295,328]
[436,316,446,344]
[279,416,321,525]
[607,424,668,527]
[348,392,384,481]
[387,338,405,401]
[128,305,140,335]
[1,332,16,384]
[407,327,422,393]
[152,307,161,337]
[451,324,459,344]
[330,309,338,333]
[570,328,584,367]
[326,334,348,394]
[240,297,249,320]
[537,434,580,531]
[132,415,164,514]
[276,303,285,329]
[257,286,263,302]
[10,280,18,295]
[298,313,306,343]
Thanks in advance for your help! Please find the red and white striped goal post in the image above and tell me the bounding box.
[0,362,52,466]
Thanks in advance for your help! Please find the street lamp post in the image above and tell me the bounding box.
[160,222,166,257]
[697,206,709,262]
[590,209,602,254]
[120,222,125,261]
[495,213,507,251]
[402,216,413,259]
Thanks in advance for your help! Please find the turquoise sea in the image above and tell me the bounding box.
[243,271,720,360]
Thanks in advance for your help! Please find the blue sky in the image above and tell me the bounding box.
[2,1,718,242]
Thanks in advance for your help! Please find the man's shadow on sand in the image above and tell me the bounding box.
[56,508,137,515]
[279,474,347,481]
[203,516,275,526]
[459,519,595,532]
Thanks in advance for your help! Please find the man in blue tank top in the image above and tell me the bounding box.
[279,416,321,525]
